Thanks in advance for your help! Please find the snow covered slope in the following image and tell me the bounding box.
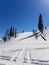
[0,28,49,65]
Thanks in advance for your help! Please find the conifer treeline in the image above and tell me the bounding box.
[3,14,46,42]
[3,26,17,42]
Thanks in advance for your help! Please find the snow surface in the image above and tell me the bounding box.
[0,28,49,65]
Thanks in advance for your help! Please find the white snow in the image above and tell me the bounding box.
[0,28,49,65]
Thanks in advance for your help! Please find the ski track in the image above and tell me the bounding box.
[0,43,49,65]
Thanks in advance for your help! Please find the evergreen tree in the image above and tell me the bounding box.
[13,28,16,38]
[9,26,17,38]
[38,14,44,33]
[22,30,24,33]
[10,27,14,37]
[2,26,17,42]
[32,29,38,39]
[5,29,10,40]
[2,36,7,42]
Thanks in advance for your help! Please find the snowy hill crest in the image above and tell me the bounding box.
[0,28,49,65]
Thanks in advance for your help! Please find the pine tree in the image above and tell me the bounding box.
[5,29,10,40]
[22,30,24,33]
[2,36,7,42]
[10,27,14,37]
[15,29,16,38]
[9,26,17,38]
[38,14,44,33]
[32,29,38,39]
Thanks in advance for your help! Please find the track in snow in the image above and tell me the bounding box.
[0,43,49,65]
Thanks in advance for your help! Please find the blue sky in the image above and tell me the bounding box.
[0,0,49,37]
